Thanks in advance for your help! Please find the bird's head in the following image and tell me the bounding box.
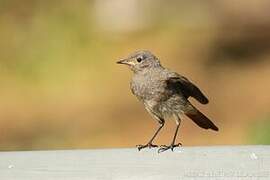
[117,50,161,73]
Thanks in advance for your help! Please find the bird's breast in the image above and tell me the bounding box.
[131,73,162,99]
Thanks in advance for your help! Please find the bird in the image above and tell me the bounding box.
[117,50,218,153]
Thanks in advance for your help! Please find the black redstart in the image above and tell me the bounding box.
[117,50,218,153]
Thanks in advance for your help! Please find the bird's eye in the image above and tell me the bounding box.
[136,56,143,63]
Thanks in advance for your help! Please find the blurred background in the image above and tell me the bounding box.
[0,0,270,151]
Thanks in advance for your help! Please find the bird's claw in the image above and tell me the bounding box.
[158,143,182,153]
[136,143,158,151]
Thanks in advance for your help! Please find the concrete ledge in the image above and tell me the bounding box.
[0,146,269,179]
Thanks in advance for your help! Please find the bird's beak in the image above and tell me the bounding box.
[116,58,130,65]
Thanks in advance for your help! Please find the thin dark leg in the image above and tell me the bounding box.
[137,119,164,151]
[158,116,182,153]
[171,123,180,146]
[148,120,164,143]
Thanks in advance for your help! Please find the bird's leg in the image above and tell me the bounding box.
[158,115,182,153]
[137,119,164,151]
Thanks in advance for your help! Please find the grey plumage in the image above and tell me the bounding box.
[117,50,218,152]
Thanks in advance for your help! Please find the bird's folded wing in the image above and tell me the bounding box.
[165,73,209,104]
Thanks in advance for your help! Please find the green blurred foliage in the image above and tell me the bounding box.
[248,116,270,145]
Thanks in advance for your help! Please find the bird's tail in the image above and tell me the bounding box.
[184,103,219,131]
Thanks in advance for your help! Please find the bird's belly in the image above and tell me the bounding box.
[145,95,187,119]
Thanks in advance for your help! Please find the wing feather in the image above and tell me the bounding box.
[165,74,209,104]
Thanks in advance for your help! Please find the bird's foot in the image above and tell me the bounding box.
[136,143,158,151]
[158,143,182,153]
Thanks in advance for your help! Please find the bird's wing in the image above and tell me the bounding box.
[165,73,209,104]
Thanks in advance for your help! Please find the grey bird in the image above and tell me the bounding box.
[117,50,218,153]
